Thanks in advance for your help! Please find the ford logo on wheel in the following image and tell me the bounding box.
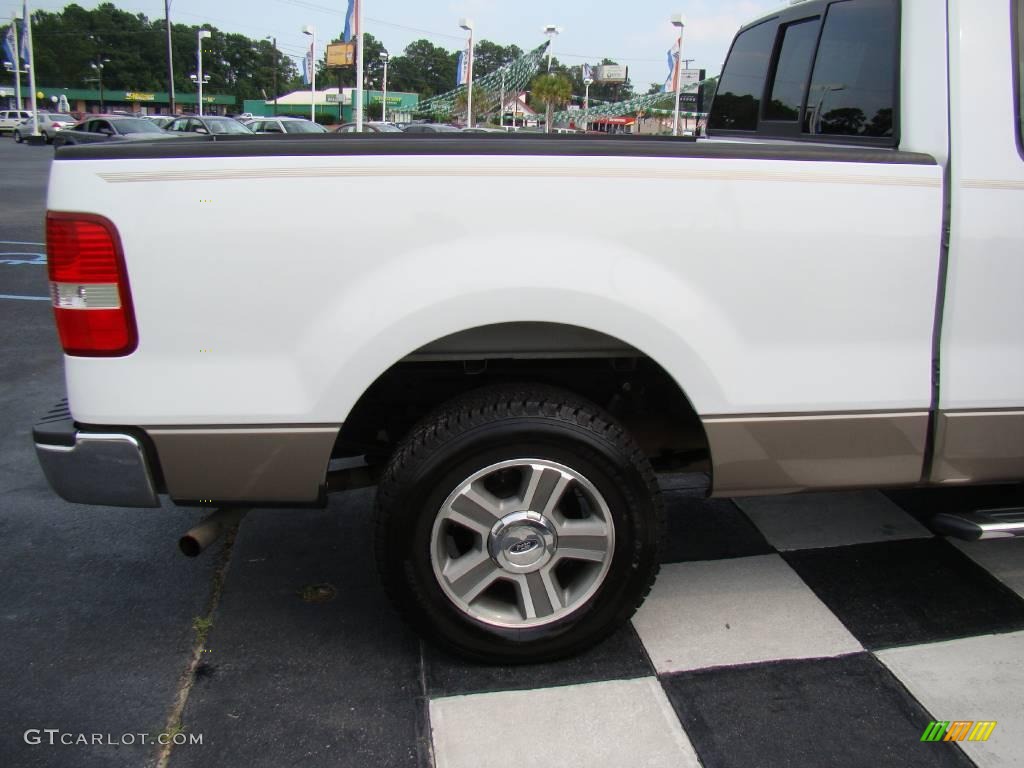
[508,538,539,555]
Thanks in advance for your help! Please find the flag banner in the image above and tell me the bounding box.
[20,7,30,66]
[662,42,679,92]
[582,63,593,81]
[456,48,468,86]
[343,0,356,42]
[2,23,15,66]
[302,42,312,85]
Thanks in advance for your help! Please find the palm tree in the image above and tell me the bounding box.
[530,73,572,133]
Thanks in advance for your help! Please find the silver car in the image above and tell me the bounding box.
[243,116,328,134]
[13,113,77,144]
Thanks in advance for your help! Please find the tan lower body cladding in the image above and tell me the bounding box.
[146,425,339,503]
[930,410,1024,484]
[703,412,930,497]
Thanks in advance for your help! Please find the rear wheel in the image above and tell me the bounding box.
[14,131,23,143]
[375,384,663,663]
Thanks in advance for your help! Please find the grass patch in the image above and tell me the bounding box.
[192,616,213,643]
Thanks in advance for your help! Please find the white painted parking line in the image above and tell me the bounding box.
[1,253,46,265]
[0,294,49,301]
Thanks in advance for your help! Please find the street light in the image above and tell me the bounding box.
[302,25,315,122]
[90,58,111,112]
[543,24,561,71]
[458,18,474,129]
[670,14,685,137]
[379,50,389,122]
[196,29,211,116]
[266,36,279,115]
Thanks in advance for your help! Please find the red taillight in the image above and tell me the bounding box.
[46,212,137,356]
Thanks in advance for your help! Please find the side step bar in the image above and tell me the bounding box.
[929,508,1024,541]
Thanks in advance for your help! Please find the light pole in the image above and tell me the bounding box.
[583,76,593,131]
[379,50,388,122]
[266,36,278,115]
[670,14,685,137]
[302,25,315,122]
[458,18,473,128]
[499,69,505,128]
[90,58,110,111]
[164,0,174,113]
[196,29,210,115]
[543,24,561,72]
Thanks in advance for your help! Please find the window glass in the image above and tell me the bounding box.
[112,118,164,134]
[204,118,252,135]
[803,0,897,138]
[283,120,325,133]
[765,18,820,121]
[708,20,778,131]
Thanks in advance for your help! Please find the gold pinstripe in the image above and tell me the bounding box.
[97,165,942,187]
[961,179,1024,190]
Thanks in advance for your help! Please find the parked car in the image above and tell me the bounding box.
[165,116,254,135]
[460,126,506,134]
[13,113,77,143]
[0,109,33,134]
[32,0,1024,664]
[53,116,178,147]
[334,121,404,133]
[401,123,461,133]
[244,116,328,134]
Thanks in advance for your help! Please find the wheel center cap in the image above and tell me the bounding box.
[488,511,557,573]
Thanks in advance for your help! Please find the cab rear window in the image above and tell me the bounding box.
[708,0,899,146]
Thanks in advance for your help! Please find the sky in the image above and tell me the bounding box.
[20,0,784,90]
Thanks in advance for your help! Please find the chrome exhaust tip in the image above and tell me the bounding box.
[179,507,247,557]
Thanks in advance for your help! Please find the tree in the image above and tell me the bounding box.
[529,73,572,133]
[387,39,457,98]
[27,4,296,111]
[472,40,522,80]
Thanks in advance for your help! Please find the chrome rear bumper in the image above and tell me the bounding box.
[33,400,160,508]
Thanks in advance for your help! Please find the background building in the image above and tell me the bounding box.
[1,85,234,115]
[243,88,418,123]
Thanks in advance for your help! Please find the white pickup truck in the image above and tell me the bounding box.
[34,0,1024,662]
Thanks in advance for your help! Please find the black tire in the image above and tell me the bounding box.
[375,384,663,663]
[14,132,23,144]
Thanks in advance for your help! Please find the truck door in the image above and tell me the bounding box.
[932,0,1024,482]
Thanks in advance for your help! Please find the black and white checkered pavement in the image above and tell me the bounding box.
[175,481,1024,768]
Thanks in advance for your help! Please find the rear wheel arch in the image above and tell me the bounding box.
[333,322,712,476]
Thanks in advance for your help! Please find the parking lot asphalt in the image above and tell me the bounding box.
[1,137,1022,768]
